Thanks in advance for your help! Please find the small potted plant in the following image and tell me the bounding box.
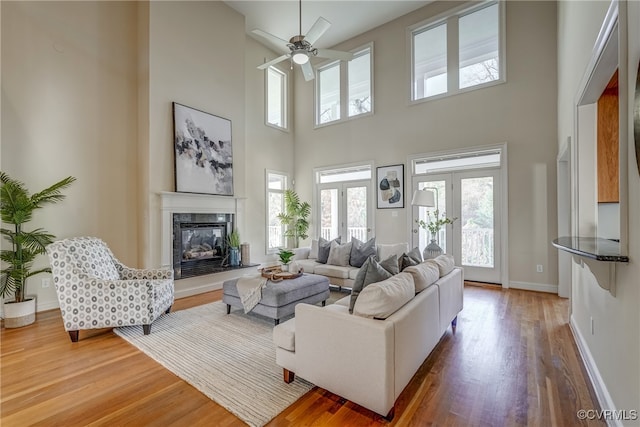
[227,229,241,267]
[415,209,457,259]
[278,248,295,271]
[1,172,75,328]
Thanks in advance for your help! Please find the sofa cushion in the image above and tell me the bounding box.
[290,259,321,274]
[334,295,351,307]
[404,260,440,293]
[317,237,340,264]
[349,237,376,268]
[327,241,353,266]
[349,268,360,280]
[309,239,319,259]
[273,318,296,351]
[433,254,455,277]
[353,272,415,319]
[348,256,393,313]
[376,243,408,263]
[314,264,353,279]
[399,247,422,271]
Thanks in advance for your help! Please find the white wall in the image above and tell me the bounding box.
[558,0,640,418]
[292,1,559,288]
[1,1,139,311]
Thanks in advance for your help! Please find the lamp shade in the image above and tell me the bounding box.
[411,189,436,207]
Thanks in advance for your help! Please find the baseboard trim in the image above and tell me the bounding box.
[569,316,620,427]
[174,281,223,299]
[509,280,558,294]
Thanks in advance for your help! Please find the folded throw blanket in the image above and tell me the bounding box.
[236,275,268,313]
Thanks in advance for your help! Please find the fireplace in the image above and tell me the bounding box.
[173,213,233,279]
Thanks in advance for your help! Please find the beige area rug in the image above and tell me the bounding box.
[114,290,348,427]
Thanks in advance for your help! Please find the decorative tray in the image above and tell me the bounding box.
[260,266,303,281]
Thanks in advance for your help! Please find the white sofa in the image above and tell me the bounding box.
[291,242,408,288]
[273,259,464,419]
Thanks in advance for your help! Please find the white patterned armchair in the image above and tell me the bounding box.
[46,236,174,342]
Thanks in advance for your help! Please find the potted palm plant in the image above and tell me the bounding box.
[277,189,311,248]
[1,172,75,328]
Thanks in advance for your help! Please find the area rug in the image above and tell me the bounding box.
[114,301,316,427]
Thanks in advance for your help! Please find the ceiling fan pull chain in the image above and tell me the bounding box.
[299,0,302,36]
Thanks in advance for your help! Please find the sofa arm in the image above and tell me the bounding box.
[294,303,396,417]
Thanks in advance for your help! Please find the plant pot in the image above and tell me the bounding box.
[3,297,36,328]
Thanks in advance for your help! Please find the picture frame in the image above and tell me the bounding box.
[376,164,405,209]
[173,102,234,196]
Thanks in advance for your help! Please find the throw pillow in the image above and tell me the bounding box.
[353,272,415,319]
[349,237,376,268]
[379,254,400,275]
[316,237,340,264]
[348,256,393,313]
[376,243,408,263]
[399,247,423,271]
[432,254,455,277]
[327,240,353,266]
[309,239,319,259]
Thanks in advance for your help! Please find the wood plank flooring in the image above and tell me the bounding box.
[1,285,604,426]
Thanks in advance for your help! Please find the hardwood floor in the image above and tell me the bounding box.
[1,285,603,426]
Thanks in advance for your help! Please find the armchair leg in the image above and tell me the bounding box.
[165,305,172,314]
[143,324,151,335]
[68,331,79,342]
[283,368,295,384]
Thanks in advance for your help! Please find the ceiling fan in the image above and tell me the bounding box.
[252,0,354,81]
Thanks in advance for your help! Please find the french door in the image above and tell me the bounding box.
[317,180,372,242]
[412,169,502,284]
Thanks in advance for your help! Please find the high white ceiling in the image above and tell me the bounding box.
[224,1,432,53]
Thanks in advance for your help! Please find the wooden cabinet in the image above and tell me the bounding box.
[597,70,619,203]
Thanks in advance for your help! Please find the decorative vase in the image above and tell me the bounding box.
[3,297,36,328]
[424,234,443,260]
[229,247,240,267]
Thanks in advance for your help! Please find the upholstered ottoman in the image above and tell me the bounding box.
[222,273,330,325]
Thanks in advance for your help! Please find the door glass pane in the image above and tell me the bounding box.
[417,180,447,253]
[320,189,339,240]
[459,3,499,89]
[460,176,494,267]
[346,186,367,242]
[268,192,284,249]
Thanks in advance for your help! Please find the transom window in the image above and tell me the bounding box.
[410,1,504,102]
[266,66,287,130]
[316,44,373,126]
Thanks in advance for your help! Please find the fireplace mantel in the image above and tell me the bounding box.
[159,192,245,269]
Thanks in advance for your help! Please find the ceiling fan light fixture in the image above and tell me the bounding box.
[292,49,309,65]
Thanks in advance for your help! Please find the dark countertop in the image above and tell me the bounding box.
[552,237,629,262]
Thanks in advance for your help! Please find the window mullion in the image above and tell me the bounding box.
[447,16,459,94]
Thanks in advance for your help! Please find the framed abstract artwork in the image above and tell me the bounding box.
[376,164,404,209]
[173,102,234,196]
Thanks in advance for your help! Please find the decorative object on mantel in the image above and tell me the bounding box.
[0,172,76,328]
[277,189,311,248]
[173,102,233,196]
[416,209,458,260]
[377,164,404,209]
[240,243,250,266]
[227,229,241,267]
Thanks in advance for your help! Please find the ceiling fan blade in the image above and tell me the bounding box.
[316,49,354,62]
[304,17,331,45]
[301,61,315,81]
[257,54,290,70]
[251,29,290,52]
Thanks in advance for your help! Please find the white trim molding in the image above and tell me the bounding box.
[570,316,621,427]
[509,281,558,294]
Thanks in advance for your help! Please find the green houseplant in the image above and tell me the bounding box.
[277,189,311,248]
[1,172,75,327]
[278,248,295,265]
[226,229,241,267]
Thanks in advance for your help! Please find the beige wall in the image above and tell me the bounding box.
[293,1,559,288]
[1,1,139,311]
[557,0,640,417]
